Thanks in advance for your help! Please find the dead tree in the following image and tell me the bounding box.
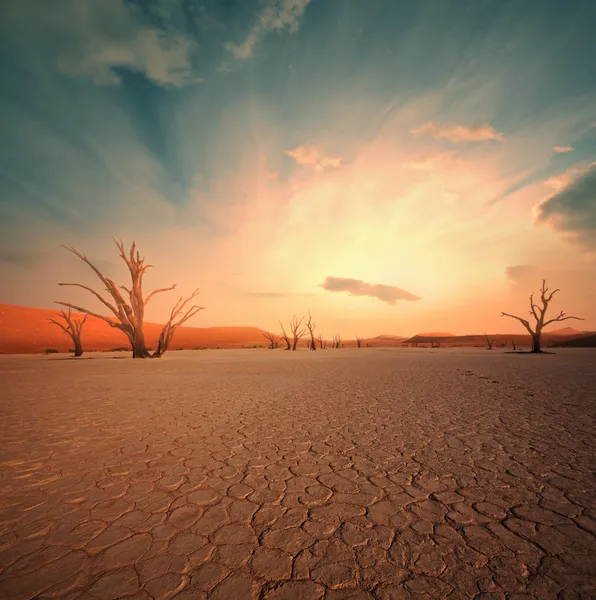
[288,315,306,351]
[501,279,583,353]
[512,339,516,351]
[332,334,343,349]
[154,290,203,357]
[305,313,317,351]
[484,333,494,350]
[262,331,281,349]
[315,331,327,349]
[47,309,88,357]
[279,321,292,350]
[355,335,362,348]
[56,240,202,358]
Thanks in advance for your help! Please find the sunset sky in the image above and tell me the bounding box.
[1,0,595,337]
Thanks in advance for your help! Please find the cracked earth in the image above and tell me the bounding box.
[0,348,595,599]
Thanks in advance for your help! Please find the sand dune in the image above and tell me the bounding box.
[0,304,267,354]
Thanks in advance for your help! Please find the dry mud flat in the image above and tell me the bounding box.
[0,348,595,600]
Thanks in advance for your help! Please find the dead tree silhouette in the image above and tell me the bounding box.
[279,322,292,350]
[355,335,362,348]
[306,313,317,351]
[288,315,306,351]
[501,279,583,353]
[484,333,494,350]
[262,331,281,349]
[56,240,202,358]
[47,309,88,357]
[315,331,327,349]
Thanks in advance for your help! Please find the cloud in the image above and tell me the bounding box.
[535,163,596,249]
[402,150,456,170]
[410,122,505,143]
[505,265,539,285]
[6,0,197,87]
[248,291,315,298]
[321,277,421,305]
[553,146,575,154]
[285,146,343,171]
[226,0,313,60]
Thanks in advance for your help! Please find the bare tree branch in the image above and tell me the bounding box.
[144,284,177,306]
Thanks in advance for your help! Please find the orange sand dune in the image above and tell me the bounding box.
[0,304,267,354]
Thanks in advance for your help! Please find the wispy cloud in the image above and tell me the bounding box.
[536,163,596,249]
[505,264,539,285]
[226,0,313,60]
[402,150,456,170]
[410,122,505,143]
[285,145,343,171]
[321,277,421,305]
[7,0,198,87]
[247,291,315,298]
[553,145,575,153]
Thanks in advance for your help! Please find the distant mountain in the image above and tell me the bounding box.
[559,333,596,348]
[0,304,267,354]
[546,327,585,336]
[414,332,455,337]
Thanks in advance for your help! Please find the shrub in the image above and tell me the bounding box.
[44,348,59,354]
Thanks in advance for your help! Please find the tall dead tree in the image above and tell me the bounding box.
[501,279,583,353]
[355,335,362,348]
[305,313,317,351]
[279,321,292,350]
[47,309,88,357]
[262,331,281,349]
[56,240,202,358]
[288,315,306,351]
[315,331,327,349]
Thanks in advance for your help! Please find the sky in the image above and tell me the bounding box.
[1,0,595,337]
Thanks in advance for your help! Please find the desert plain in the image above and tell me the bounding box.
[0,347,595,599]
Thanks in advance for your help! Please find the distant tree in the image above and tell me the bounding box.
[501,279,584,353]
[315,331,327,349]
[56,240,202,358]
[305,313,317,351]
[48,309,88,357]
[511,339,516,351]
[332,334,343,349]
[279,321,292,350]
[288,315,306,351]
[262,331,281,349]
[355,335,362,348]
[484,333,494,350]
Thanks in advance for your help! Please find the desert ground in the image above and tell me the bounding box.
[0,348,595,599]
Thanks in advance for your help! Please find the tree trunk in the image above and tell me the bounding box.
[130,331,150,358]
[73,338,83,357]
[531,332,542,353]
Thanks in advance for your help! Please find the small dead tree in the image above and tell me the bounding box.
[501,279,584,353]
[154,290,203,357]
[57,240,202,358]
[48,309,88,357]
[315,331,327,349]
[355,335,362,348]
[332,334,343,349]
[484,333,494,350]
[262,331,281,349]
[279,321,292,350]
[511,339,517,351]
[305,313,317,351]
[288,315,306,351]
